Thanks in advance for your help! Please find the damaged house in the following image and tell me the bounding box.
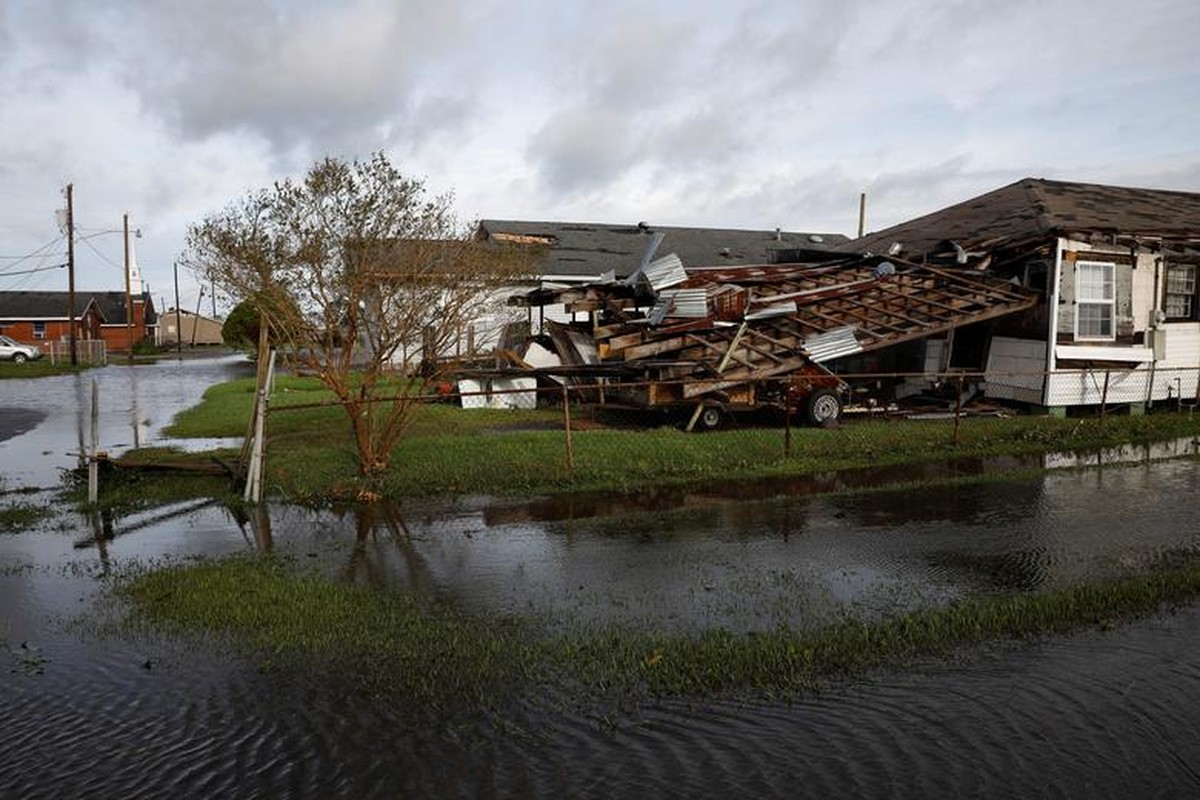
[485,178,1200,424]
[386,220,849,372]
[850,178,1200,413]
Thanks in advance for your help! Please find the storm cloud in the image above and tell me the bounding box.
[1,0,1198,306]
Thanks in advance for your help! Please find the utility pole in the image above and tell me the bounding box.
[66,183,77,366]
[211,276,217,318]
[123,212,133,364]
[173,260,182,355]
[857,192,867,239]
[192,286,205,346]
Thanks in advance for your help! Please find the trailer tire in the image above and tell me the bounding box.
[804,389,841,425]
[699,406,724,430]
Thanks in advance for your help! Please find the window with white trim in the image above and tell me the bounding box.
[1164,263,1198,321]
[32,322,45,339]
[1075,260,1115,340]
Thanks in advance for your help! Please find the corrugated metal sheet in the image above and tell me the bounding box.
[642,253,687,291]
[803,325,863,363]
[660,288,708,318]
[744,301,796,321]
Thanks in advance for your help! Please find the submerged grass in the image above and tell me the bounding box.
[115,548,1200,715]
[0,502,53,532]
[62,458,240,515]
[117,554,535,717]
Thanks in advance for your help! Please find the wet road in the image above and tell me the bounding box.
[0,354,253,487]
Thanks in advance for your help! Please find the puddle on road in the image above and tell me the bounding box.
[0,354,255,488]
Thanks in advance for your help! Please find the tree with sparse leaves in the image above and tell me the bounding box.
[184,153,531,476]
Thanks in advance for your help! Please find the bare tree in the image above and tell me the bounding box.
[185,153,531,476]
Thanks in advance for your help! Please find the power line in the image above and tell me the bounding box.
[0,236,66,261]
[78,234,125,273]
[0,262,66,276]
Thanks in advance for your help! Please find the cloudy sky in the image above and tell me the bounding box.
[2,0,1198,314]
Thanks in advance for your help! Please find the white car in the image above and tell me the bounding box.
[0,335,42,363]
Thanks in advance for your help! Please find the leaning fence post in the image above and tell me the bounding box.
[88,378,99,504]
[244,349,276,504]
[1100,368,1111,422]
[562,383,574,470]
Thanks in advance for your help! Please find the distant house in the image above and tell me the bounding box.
[0,290,155,354]
[477,220,850,283]
[845,177,1200,411]
[159,308,223,346]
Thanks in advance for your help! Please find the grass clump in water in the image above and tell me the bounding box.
[116,554,537,718]
[0,502,52,532]
[115,549,1200,716]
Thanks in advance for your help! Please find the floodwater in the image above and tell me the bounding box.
[0,353,253,488]
[3,358,1200,797]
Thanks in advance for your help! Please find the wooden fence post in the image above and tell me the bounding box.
[244,349,276,504]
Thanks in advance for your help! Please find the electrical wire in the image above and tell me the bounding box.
[78,234,125,273]
[0,262,66,276]
[0,236,65,262]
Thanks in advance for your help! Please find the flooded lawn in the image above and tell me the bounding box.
[2,460,1200,797]
[3,356,1200,797]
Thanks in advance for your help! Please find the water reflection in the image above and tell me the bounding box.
[8,458,1200,797]
[57,455,1174,636]
[0,354,255,488]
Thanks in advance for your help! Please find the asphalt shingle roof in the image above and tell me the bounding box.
[478,220,850,278]
[0,290,156,323]
[847,177,1200,257]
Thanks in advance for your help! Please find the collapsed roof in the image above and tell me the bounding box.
[509,250,1037,401]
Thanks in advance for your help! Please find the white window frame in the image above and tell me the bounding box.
[1075,260,1116,341]
[32,321,45,339]
[1164,263,1198,321]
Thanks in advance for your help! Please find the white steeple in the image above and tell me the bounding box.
[128,236,143,295]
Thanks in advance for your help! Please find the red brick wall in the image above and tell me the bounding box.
[0,311,104,353]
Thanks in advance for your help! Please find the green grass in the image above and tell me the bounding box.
[0,360,93,379]
[273,413,1200,502]
[153,374,1200,502]
[114,548,1200,714]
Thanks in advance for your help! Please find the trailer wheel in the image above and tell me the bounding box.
[804,389,841,425]
[699,406,724,430]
